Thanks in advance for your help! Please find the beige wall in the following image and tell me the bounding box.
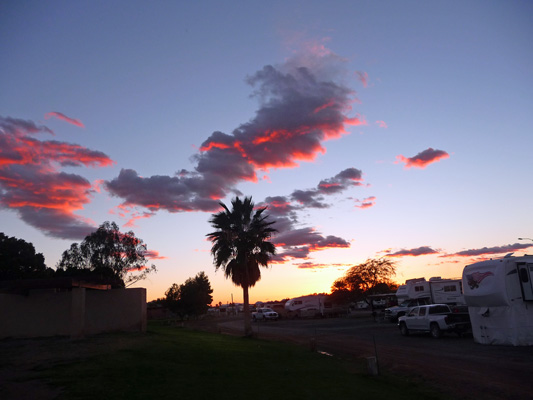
[0,288,146,339]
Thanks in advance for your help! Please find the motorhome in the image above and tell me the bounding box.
[462,254,533,345]
[285,294,346,318]
[285,295,325,317]
[395,277,464,304]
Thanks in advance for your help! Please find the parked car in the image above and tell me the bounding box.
[252,307,279,321]
[398,304,471,338]
[384,298,430,322]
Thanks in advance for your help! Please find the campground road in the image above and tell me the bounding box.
[200,314,533,400]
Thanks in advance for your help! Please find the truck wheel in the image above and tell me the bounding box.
[430,323,442,339]
[399,322,409,336]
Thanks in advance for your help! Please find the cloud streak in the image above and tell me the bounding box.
[354,196,376,209]
[442,243,533,258]
[45,112,85,128]
[0,115,113,239]
[387,246,440,257]
[396,148,450,169]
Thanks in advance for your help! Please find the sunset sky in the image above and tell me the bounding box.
[1,1,532,305]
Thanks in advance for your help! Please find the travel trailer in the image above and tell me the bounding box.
[285,295,325,316]
[462,254,533,345]
[285,294,347,318]
[385,277,465,321]
[395,277,464,305]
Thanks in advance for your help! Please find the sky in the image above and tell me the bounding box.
[1,1,532,305]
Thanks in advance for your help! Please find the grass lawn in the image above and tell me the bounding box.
[38,323,445,400]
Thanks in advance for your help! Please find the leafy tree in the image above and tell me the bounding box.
[207,196,276,336]
[165,272,213,318]
[331,258,397,305]
[56,221,156,287]
[0,233,53,280]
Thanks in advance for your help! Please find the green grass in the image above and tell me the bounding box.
[40,323,445,400]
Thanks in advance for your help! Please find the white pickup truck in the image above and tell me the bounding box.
[252,307,279,321]
[398,304,471,338]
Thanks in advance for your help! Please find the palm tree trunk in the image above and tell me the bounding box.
[243,284,252,337]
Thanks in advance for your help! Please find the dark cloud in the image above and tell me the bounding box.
[271,227,349,262]
[105,49,361,215]
[387,246,440,257]
[16,207,95,240]
[396,148,450,169]
[442,243,533,258]
[0,115,114,239]
[258,167,369,262]
[105,169,221,213]
[0,116,54,137]
[289,167,364,208]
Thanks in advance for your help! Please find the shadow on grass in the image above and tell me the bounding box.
[30,323,445,400]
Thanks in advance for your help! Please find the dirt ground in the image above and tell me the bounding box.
[1,315,532,400]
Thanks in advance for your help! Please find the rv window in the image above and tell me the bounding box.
[414,286,424,292]
[444,285,456,292]
[520,268,529,283]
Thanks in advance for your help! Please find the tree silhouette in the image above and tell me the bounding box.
[0,233,52,280]
[331,258,397,304]
[165,272,213,318]
[207,196,276,336]
[56,221,156,287]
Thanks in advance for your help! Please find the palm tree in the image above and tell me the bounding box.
[207,196,277,336]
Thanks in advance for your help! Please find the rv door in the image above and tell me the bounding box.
[517,263,533,301]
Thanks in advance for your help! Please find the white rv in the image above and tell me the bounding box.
[285,294,347,318]
[385,277,465,321]
[395,277,464,305]
[285,295,325,317]
[462,254,533,345]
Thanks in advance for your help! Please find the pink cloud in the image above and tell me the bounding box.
[354,196,376,209]
[0,115,114,239]
[45,112,85,128]
[375,120,388,128]
[106,46,362,213]
[396,148,450,169]
[143,249,167,260]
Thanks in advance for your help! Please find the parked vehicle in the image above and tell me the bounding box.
[384,298,430,322]
[462,254,533,345]
[385,276,466,322]
[252,307,279,321]
[284,294,347,318]
[398,304,471,338]
[285,295,324,313]
[395,277,465,304]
